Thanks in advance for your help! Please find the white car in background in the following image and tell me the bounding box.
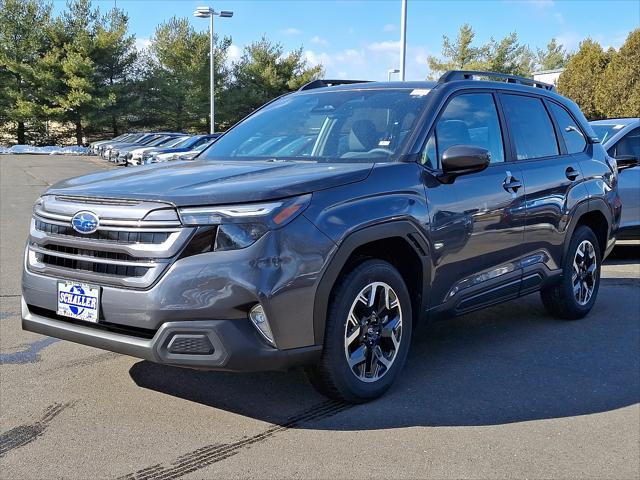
[144,135,220,164]
[125,135,190,166]
[591,118,640,241]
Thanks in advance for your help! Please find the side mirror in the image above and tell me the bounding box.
[616,155,640,171]
[439,145,491,182]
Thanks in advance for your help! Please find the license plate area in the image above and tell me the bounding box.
[57,281,100,323]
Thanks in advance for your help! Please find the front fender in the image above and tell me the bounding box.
[311,220,431,344]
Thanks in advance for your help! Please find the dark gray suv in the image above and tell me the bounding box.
[22,71,621,403]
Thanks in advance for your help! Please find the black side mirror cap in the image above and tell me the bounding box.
[439,145,491,182]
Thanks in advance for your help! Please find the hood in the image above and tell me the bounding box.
[46,159,374,206]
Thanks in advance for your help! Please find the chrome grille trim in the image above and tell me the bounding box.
[34,207,181,228]
[29,244,157,267]
[31,220,191,257]
[33,214,182,232]
[27,249,165,288]
[27,196,193,288]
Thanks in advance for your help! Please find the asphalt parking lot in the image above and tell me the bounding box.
[1,154,639,480]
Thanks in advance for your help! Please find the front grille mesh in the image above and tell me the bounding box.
[35,219,171,244]
[36,243,151,277]
[36,252,149,277]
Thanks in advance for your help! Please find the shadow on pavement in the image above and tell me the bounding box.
[129,277,639,429]
[605,245,639,265]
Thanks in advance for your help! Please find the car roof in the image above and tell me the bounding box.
[297,80,438,92]
[590,118,639,126]
[295,79,568,102]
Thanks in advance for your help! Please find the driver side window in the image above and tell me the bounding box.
[422,93,505,168]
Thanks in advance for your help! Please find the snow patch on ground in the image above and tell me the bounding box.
[0,145,90,155]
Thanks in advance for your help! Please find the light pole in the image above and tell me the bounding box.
[387,68,400,82]
[194,6,233,134]
[399,0,407,81]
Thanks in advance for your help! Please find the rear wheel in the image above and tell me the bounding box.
[306,260,412,403]
[541,225,601,319]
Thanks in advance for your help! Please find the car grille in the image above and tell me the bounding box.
[34,219,172,244]
[27,196,194,289]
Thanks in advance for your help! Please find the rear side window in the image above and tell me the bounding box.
[548,102,586,154]
[425,93,504,167]
[501,94,559,160]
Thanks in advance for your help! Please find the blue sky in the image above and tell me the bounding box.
[53,0,640,80]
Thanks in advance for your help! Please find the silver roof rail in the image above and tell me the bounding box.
[438,70,556,92]
[298,79,371,91]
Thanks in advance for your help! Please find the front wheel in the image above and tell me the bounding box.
[541,225,602,319]
[306,260,412,403]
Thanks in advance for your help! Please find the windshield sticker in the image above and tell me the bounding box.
[378,140,391,146]
[410,89,430,96]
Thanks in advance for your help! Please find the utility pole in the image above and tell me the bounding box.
[400,0,407,81]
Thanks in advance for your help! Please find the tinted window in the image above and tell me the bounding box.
[430,93,504,166]
[548,102,586,154]
[609,127,640,159]
[501,94,559,160]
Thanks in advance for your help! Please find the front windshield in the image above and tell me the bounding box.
[172,136,198,148]
[148,136,182,147]
[199,88,431,162]
[591,124,625,143]
[162,136,190,147]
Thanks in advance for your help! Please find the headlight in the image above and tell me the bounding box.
[33,197,43,215]
[178,195,311,252]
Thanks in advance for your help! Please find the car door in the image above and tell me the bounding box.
[420,91,526,313]
[499,93,590,291]
[608,126,640,237]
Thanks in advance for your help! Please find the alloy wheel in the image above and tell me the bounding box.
[572,240,597,306]
[343,282,403,382]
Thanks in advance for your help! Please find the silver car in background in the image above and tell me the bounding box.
[590,118,640,241]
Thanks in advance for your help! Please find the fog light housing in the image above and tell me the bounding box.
[249,304,275,347]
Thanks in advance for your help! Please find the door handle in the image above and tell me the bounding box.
[503,170,522,194]
[565,166,580,181]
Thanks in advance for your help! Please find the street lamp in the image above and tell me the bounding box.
[399,0,407,80]
[194,6,233,134]
[387,68,400,82]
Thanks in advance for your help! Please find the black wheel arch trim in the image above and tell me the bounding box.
[312,220,431,345]
[562,197,613,261]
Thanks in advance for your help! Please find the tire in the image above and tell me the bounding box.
[541,225,602,320]
[306,259,413,403]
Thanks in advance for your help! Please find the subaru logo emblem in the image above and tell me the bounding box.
[71,211,99,234]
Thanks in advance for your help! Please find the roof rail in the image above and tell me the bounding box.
[298,79,371,91]
[438,70,556,91]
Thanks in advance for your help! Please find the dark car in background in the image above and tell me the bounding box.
[22,71,620,403]
[590,118,640,241]
[171,136,221,162]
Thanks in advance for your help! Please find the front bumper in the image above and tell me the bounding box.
[22,212,336,367]
[22,298,321,371]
